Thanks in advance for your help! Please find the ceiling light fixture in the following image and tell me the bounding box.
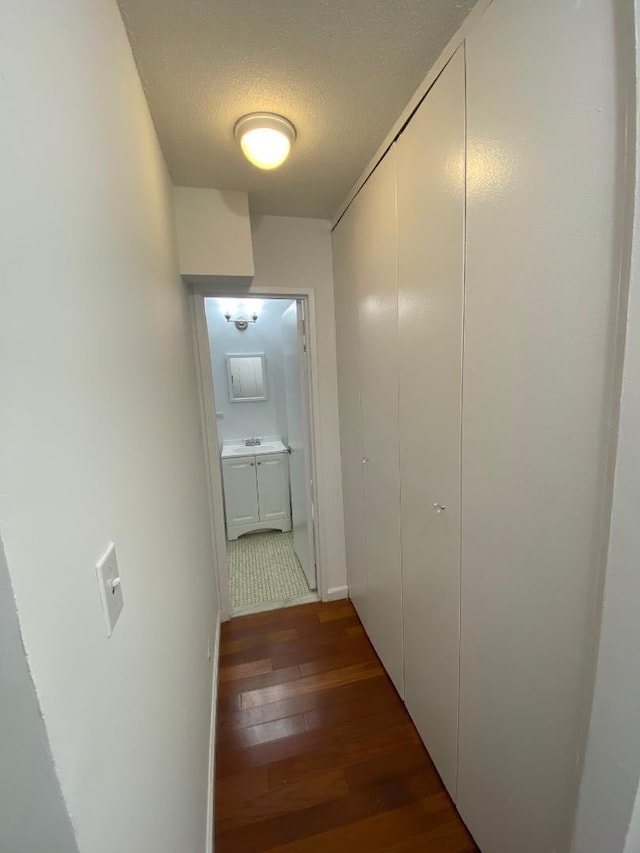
[233,112,296,170]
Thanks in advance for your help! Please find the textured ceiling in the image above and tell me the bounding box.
[118,0,478,217]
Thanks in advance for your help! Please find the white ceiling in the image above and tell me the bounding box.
[118,0,477,218]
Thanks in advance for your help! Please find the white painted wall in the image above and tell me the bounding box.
[572,238,640,852]
[0,3,219,853]
[333,201,368,617]
[626,785,640,853]
[245,215,348,597]
[205,298,294,444]
[0,536,79,853]
[571,6,640,849]
[173,187,254,282]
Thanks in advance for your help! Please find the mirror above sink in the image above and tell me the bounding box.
[226,353,267,402]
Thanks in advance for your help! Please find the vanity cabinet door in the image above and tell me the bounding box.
[256,453,290,523]
[222,456,259,527]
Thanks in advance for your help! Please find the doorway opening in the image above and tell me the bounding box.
[201,295,319,616]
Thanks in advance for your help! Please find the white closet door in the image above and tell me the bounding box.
[397,45,465,798]
[333,202,368,625]
[356,149,403,695]
[459,1,623,851]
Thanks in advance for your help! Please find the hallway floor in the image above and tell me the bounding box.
[228,531,313,611]
[215,600,478,852]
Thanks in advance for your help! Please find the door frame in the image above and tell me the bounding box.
[190,285,323,621]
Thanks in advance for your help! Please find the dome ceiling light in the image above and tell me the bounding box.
[233,112,296,170]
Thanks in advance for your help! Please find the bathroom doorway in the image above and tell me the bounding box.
[196,294,320,616]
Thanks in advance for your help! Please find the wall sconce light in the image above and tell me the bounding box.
[217,298,263,331]
[226,311,257,331]
[234,112,296,170]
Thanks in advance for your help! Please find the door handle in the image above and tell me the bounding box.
[362,457,369,464]
[434,503,447,513]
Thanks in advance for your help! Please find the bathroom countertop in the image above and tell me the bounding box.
[220,438,288,459]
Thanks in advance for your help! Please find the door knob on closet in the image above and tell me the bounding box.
[362,457,369,464]
[434,503,447,513]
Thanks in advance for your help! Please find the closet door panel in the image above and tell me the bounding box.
[333,205,368,624]
[397,46,465,798]
[459,1,623,851]
[357,149,403,695]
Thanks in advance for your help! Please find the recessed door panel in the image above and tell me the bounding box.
[397,45,466,799]
[356,149,403,696]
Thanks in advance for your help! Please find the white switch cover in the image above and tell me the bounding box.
[96,542,123,637]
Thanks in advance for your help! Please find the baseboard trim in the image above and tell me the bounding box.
[205,611,221,853]
[325,585,349,602]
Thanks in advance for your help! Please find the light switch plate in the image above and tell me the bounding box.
[96,542,123,637]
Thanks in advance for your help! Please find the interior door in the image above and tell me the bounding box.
[221,457,259,527]
[256,453,289,523]
[282,302,316,589]
[356,147,403,696]
[397,45,466,798]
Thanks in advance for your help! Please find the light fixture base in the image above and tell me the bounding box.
[233,112,297,144]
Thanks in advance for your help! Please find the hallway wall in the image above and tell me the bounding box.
[249,215,348,598]
[570,6,640,849]
[0,2,219,852]
[0,537,79,853]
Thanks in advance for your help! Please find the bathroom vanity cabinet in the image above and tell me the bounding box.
[221,450,291,540]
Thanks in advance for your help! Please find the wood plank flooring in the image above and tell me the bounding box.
[215,599,478,852]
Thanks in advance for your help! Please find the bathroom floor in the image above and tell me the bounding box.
[227,531,315,613]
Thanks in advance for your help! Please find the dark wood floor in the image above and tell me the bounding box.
[215,599,478,852]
